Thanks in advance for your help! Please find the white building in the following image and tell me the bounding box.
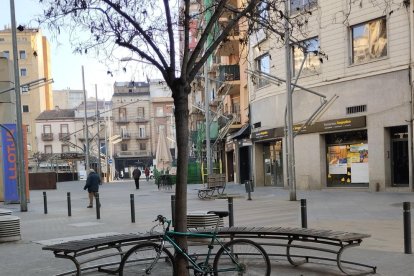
[248,1,414,192]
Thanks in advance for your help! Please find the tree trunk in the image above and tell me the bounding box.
[172,82,190,276]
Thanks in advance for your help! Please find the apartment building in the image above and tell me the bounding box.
[112,81,151,177]
[53,89,84,109]
[248,1,414,191]
[0,28,53,156]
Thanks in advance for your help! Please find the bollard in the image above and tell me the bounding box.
[67,192,71,217]
[95,192,101,220]
[301,199,307,228]
[403,202,412,254]
[228,197,234,227]
[43,191,48,214]
[171,195,176,227]
[130,194,135,223]
[245,180,252,201]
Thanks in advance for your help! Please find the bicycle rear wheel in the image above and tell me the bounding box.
[119,242,175,276]
[213,239,270,276]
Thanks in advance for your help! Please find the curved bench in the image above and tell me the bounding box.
[193,226,376,275]
[43,226,376,275]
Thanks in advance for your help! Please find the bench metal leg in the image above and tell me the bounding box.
[337,243,377,275]
[286,239,308,266]
[54,254,82,276]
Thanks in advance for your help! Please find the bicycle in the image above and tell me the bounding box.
[119,211,271,275]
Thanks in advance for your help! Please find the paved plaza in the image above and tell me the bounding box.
[0,179,413,275]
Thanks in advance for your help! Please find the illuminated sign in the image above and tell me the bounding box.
[1,124,18,202]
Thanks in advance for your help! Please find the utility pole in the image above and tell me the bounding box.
[10,0,27,211]
[95,84,102,179]
[284,2,297,201]
[204,62,212,175]
[82,66,90,171]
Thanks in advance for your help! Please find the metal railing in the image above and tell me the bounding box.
[41,133,53,141]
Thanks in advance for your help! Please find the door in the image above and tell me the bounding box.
[391,126,409,186]
[239,146,250,184]
[226,151,234,182]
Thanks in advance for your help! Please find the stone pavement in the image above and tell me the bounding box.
[0,179,413,275]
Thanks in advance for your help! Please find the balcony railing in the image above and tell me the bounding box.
[121,134,131,140]
[136,117,149,123]
[59,133,70,141]
[136,135,150,140]
[116,150,151,157]
[115,118,129,124]
[41,133,53,141]
[218,65,240,83]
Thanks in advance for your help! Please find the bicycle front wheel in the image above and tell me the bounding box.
[119,242,175,276]
[213,239,270,276]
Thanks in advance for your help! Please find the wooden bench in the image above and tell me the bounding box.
[43,226,376,276]
[197,174,226,199]
[194,226,377,275]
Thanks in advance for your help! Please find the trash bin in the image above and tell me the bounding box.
[244,180,254,193]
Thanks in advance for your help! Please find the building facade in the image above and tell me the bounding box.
[111,81,152,177]
[248,1,414,192]
[53,89,84,109]
[0,28,53,156]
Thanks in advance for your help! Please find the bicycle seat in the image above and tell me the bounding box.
[207,211,229,218]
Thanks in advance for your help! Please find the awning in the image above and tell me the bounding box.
[228,124,250,140]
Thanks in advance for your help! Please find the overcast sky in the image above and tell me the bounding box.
[0,0,155,100]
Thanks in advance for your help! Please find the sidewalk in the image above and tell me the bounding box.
[0,179,413,275]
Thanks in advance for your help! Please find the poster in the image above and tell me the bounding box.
[328,145,347,174]
[351,163,369,183]
[1,124,19,202]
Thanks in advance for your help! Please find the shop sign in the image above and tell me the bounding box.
[61,152,82,159]
[238,139,252,147]
[294,116,366,134]
[225,142,234,152]
[251,128,284,141]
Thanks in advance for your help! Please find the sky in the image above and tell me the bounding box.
[0,0,156,100]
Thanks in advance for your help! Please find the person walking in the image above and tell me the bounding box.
[132,167,141,189]
[83,169,101,208]
[144,167,150,181]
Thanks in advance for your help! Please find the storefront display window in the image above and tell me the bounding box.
[326,130,368,187]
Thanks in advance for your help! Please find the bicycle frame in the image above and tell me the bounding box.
[150,218,243,274]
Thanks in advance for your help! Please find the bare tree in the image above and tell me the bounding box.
[36,0,403,274]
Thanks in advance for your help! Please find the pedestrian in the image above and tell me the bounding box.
[132,167,141,189]
[120,170,124,179]
[83,169,101,208]
[145,167,150,181]
[114,170,119,180]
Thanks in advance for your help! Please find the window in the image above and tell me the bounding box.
[138,107,145,118]
[43,125,51,133]
[255,54,270,88]
[121,143,128,151]
[44,145,52,154]
[19,50,26,59]
[26,125,31,133]
[139,126,146,137]
[140,143,146,150]
[351,18,387,64]
[22,105,29,112]
[258,2,269,23]
[293,37,320,76]
[119,108,127,120]
[156,106,164,117]
[2,51,9,59]
[120,126,129,137]
[291,0,317,13]
[62,145,70,153]
[60,124,69,133]
[21,85,29,93]
[20,68,27,77]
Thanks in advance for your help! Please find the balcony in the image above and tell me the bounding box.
[59,133,70,141]
[217,65,241,96]
[136,135,150,140]
[121,134,131,140]
[115,150,151,157]
[135,117,149,123]
[41,133,53,141]
[115,118,129,124]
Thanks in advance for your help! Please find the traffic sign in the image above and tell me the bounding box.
[108,159,113,164]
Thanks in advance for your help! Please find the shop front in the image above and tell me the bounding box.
[252,128,284,187]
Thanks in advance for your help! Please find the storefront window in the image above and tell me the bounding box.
[263,140,283,187]
[326,130,368,187]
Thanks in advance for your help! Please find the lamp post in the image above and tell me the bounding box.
[10,0,27,211]
[82,66,90,171]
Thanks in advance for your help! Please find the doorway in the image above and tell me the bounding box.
[263,141,284,187]
[226,151,234,182]
[239,146,250,184]
[391,126,409,186]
